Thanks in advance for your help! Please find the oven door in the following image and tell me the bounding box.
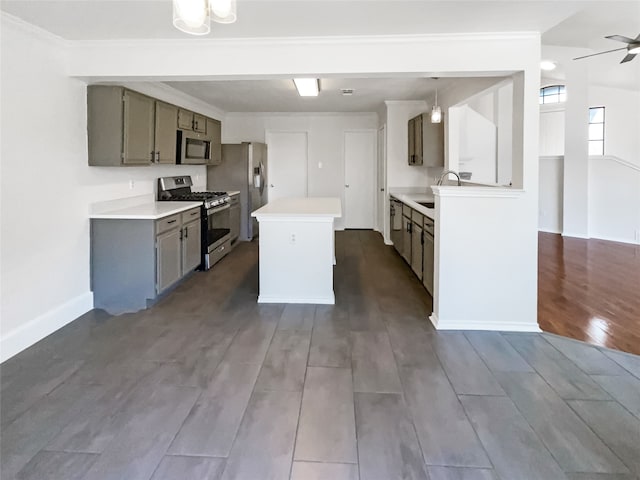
[204,203,231,268]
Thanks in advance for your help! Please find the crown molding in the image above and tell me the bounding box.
[1,12,69,47]
[225,111,378,118]
[384,100,428,106]
[69,31,540,49]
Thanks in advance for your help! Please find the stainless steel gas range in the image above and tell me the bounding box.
[158,176,231,270]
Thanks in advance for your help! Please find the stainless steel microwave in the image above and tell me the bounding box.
[177,130,211,164]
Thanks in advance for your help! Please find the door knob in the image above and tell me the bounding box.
[345,184,350,188]
[270,184,274,188]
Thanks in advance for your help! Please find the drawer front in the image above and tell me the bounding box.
[181,207,201,224]
[402,204,411,218]
[156,214,180,234]
[229,194,240,206]
[411,210,423,224]
[209,238,231,267]
[424,217,434,236]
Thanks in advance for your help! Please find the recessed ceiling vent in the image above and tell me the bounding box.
[341,89,354,96]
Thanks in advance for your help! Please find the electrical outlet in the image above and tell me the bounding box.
[290,233,296,244]
[129,180,135,189]
[635,229,640,243]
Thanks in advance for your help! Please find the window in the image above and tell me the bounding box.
[539,85,566,104]
[589,107,605,155]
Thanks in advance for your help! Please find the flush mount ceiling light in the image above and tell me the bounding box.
[431,79,442,124]
[173,0,236,35]
[293,78,320,97]
[540,60,557,71]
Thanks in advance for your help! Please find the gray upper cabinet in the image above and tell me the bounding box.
[407,113,444,167]
[193,113,206,133]
[88,86,154,166]
[177,109,193,130]
[207,118,222,165]
[155,101,178,164]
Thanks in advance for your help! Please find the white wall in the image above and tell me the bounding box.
[457,106,497,184]
[538,156,564,233]
[222,113,378,230]
[0,16,213,361]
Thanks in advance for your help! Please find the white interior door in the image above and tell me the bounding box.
[377,125,386,232]
[265,131,308,201]
[344,130,376,229]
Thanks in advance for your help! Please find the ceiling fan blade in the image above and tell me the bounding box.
[621,53,637,63]
[605,35,636,44]
[573,47,627,60]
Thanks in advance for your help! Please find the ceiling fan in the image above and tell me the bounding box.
[573,34,640,63]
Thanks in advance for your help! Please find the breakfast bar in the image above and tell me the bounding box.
[251,197,342,304]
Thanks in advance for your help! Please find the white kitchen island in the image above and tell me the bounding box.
[251,197,342,304]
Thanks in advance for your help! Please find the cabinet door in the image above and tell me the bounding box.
[182,219,202,274]
[156,228,182,293]
[193,114,206,133]
[423,231,434,295]
[123,90,154,165]
[207,118,222,165]
[407,118,415,165]
[411,222,423,279]
[390,201,403,256]
[177,109,193,130]
[230,204,240,242]
[413,114,424,165]
[423,120,445,167]
[402,216,412,264]
[155,101,178,164]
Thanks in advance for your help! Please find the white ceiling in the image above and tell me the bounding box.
[164,77,501,113]
[2,0,638,109]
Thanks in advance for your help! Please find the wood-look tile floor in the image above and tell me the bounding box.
[2,231,640,480]
[538,232,640,355]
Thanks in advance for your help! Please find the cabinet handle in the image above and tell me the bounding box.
[155,151,160,162]
[184,226,188,238]
[150,151,156,163]
[179,228,183,240]
[167,219,177,224]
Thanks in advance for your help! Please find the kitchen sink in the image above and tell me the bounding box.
[418,202,435,208]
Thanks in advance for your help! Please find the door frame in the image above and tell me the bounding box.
[264,129,309,200]
[377,124,387,234]
[343,128,377,229]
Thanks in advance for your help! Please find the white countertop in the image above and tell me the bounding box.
[252,197,342,218]
[390,192,435,220]
[227,191,240,196]
[89,201,202,220]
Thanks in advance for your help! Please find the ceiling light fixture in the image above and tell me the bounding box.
[211,0,237,24]
[293,78,320,97]
[540,60,557,71]
[173,0,211,35]
[173,0,236,35]
[431,79,442,124]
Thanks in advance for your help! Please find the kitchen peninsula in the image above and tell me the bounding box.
[251,197,342,304]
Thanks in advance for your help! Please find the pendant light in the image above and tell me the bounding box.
[173,0,211,35]
[431,79,442,124]
[211,0,237,23]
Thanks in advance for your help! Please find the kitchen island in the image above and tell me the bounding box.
[251,197,342,304]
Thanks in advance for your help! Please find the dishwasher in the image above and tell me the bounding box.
[422,216,435,296]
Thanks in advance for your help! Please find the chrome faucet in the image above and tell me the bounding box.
[436,170,462,186]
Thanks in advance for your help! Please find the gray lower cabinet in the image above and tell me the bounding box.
[92,207,202,314]
[402,214,412,264]
[423,217,435,295]
[182,219,202,274]
[411,216,423,279]
[156,227,182,293]
[229,194,240,246]
[390,199,404,257]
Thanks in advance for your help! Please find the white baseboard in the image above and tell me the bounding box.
[0,292,94,363]
[429,313,541,332]
[538,228,561,234]
[562,232,590,239]
[258,294,335,305]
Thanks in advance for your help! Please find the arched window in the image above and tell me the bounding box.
[539,85,566,104]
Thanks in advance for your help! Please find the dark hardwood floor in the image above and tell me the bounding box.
[538,232,640,355]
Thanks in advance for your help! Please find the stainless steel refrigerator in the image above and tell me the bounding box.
[207,142,268,241]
